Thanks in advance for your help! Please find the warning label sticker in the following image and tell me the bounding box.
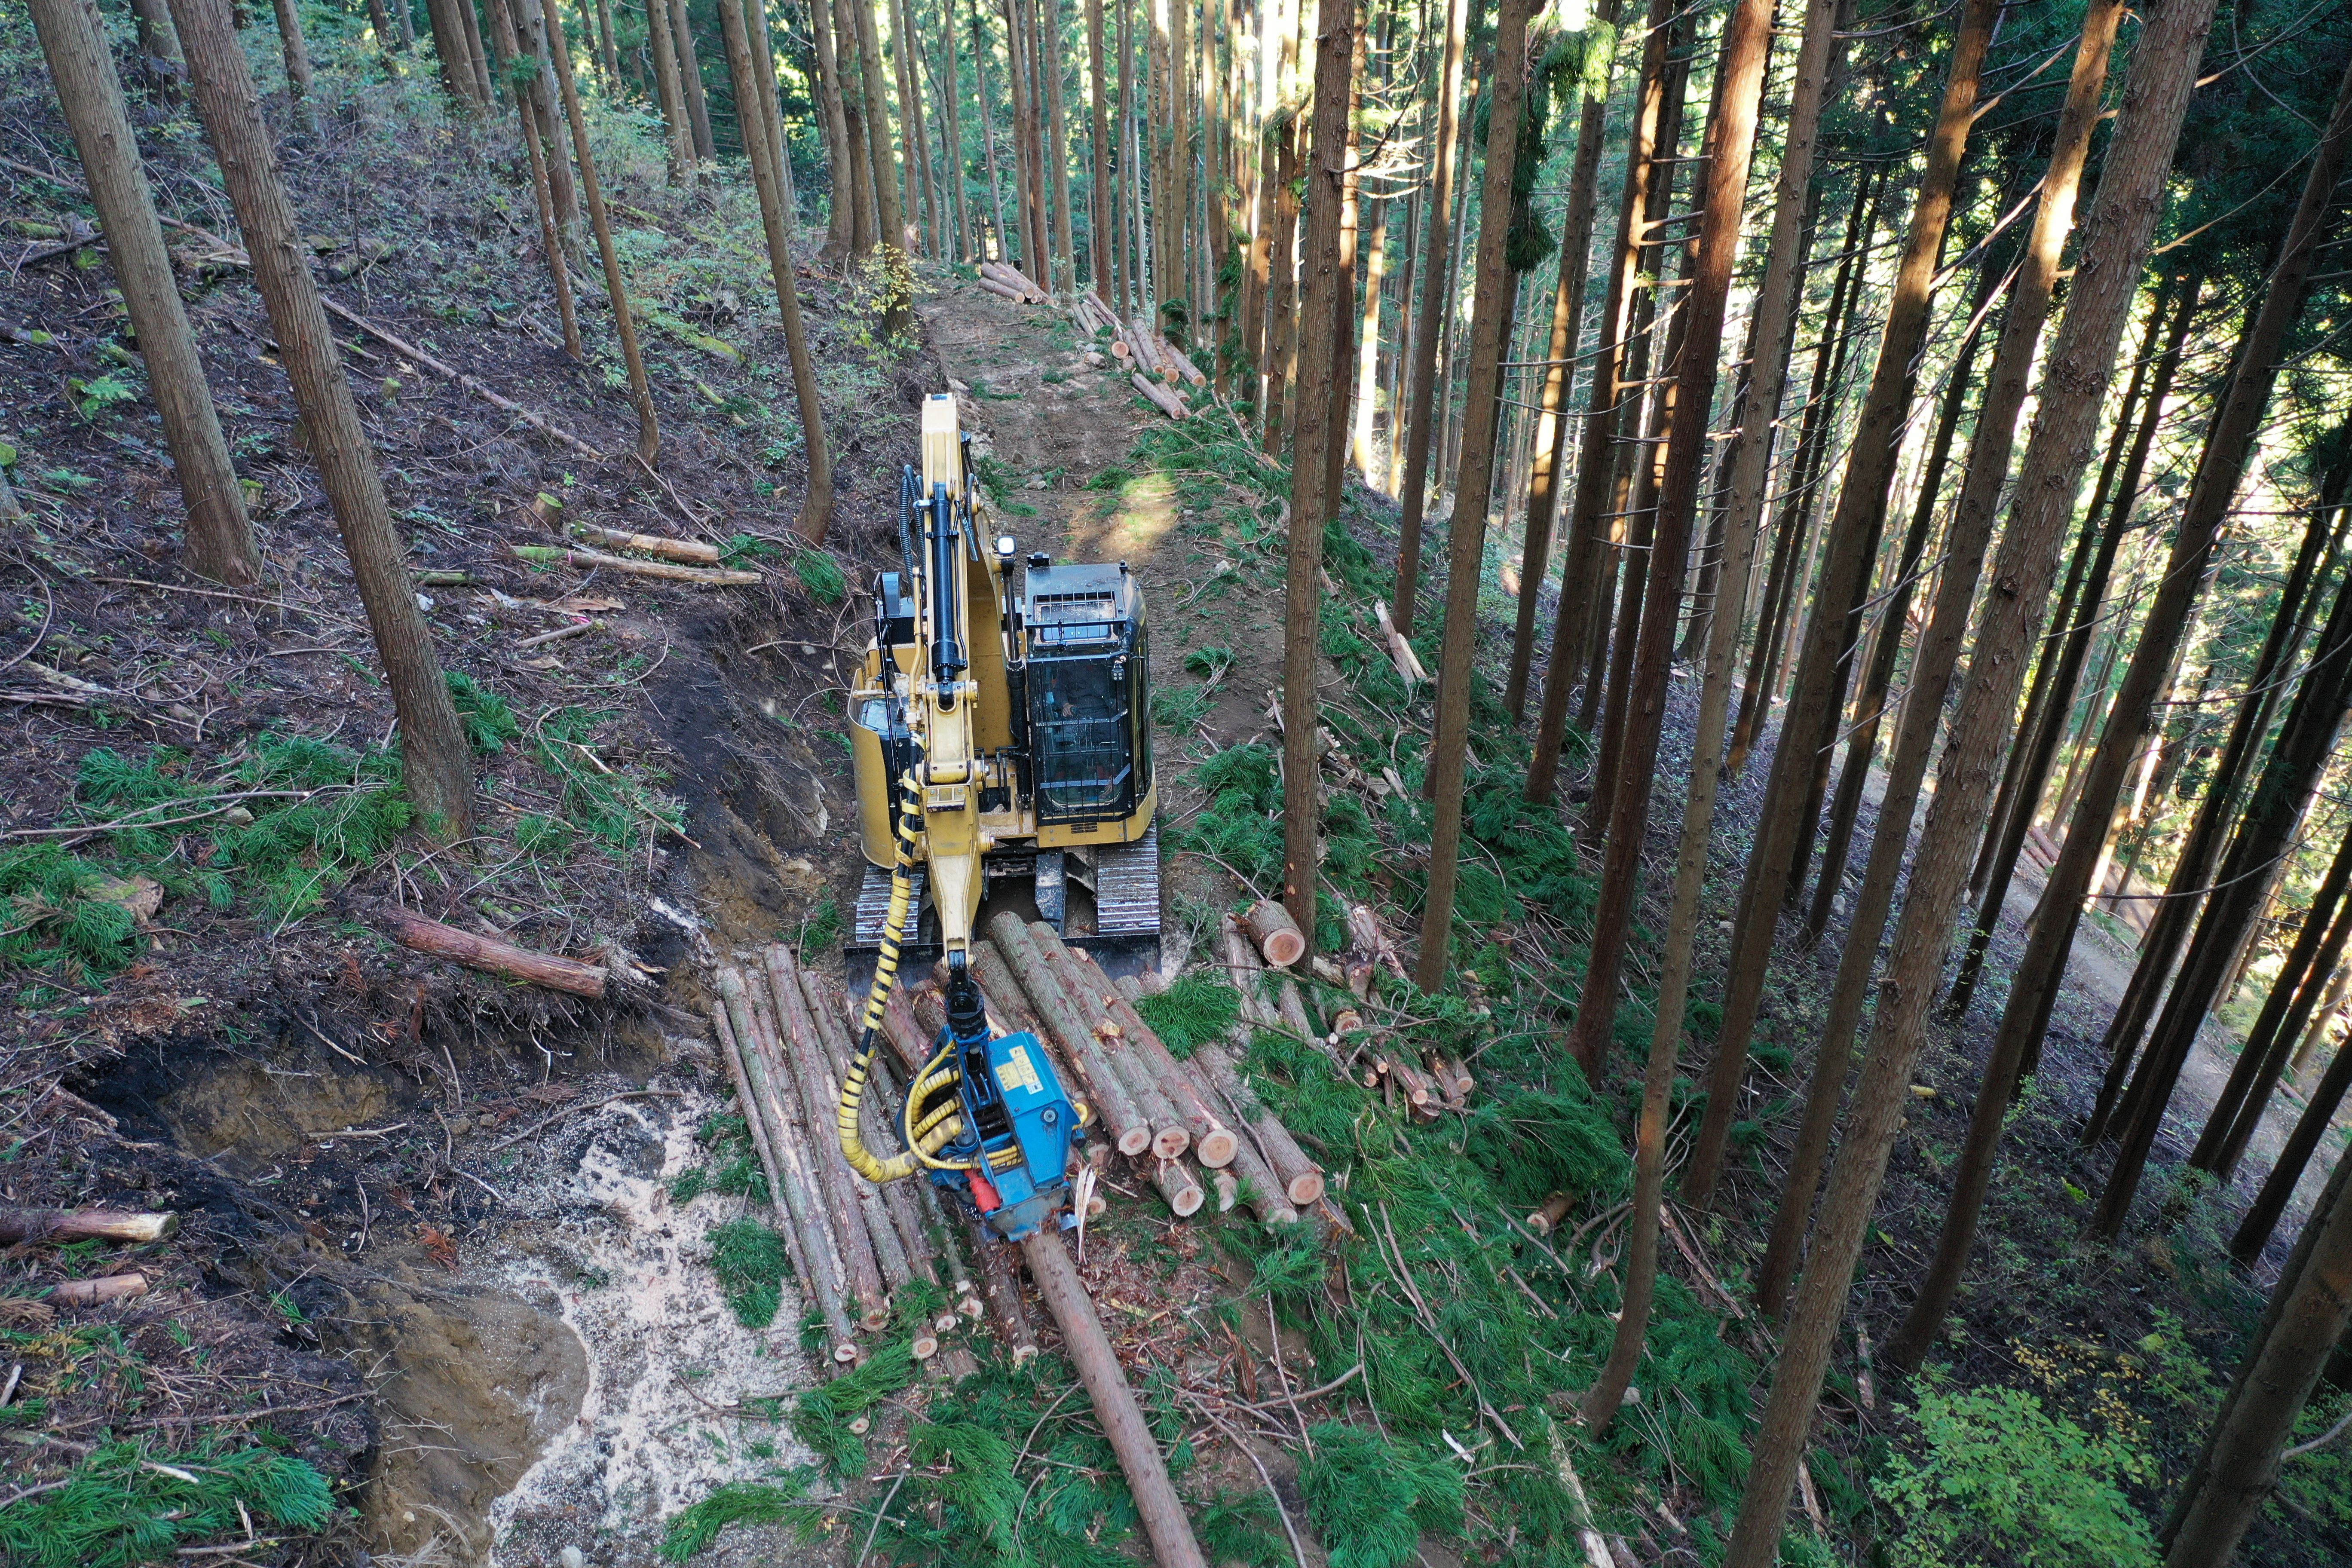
[998,1044,1042,1097]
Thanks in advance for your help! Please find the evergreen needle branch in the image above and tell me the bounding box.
[1375,1203,1520,1449]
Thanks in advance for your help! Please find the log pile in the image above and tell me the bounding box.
[1219,910,1473,1122]
[1070,290,1123,336]
[977,260,1047,303]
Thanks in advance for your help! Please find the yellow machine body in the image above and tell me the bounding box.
[846,395,1158,975]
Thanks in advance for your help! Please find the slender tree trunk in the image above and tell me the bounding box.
[167,0,475,840]
[542,0,661,463]
[1004,0,1038,270]
[1087,0,1111,288]
[1350,191,1387,484]
[594,0,617,77]
[1044,0,1076,288]
[1502,0,1621,720]
[971,0,1010,258]
[1115,0,1136,303]
[838,0,881,254]
[487,0,583,357]
[1412,0,1534,991]
[1779,0,2132,1344]
[644,0,697,178]
[1276,0,1354,956]
[1239,114,1275,394]
[1387,0,1467,630]
[2236,1029,2352,1264]
[1802,254,2004,948]
[2093,578,2352,1241]
[1679,0,2001,1207]
[31,0,257,585]
[1317,19,1363,520]
[719,0,833,542]
[1571,0,1782,1434]
[460,0,497,105]
[2162,1145,2352,1567]
[2289,961,2352,1084]
[854,0,910,293]
[266,0,314,132]
[1522,0,1672,800]
[2200,819,2352,1179]
[1953,276,2199,1005]
[747,0,801,216]
[1983,32,2352,1186]
[891,0,934,252]
[808,0,859,259]
[425,0,486,107]
[670,0,716,158]
[1721,8,2220,1553]
[1259,106,1302,451]
[126,0,186,86]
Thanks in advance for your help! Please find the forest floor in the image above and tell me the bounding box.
[4,24,2350,1568]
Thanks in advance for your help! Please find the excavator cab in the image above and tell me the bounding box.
[844,395,1160,986]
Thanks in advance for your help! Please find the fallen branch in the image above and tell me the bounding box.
[567,521,721,564]
[317,299,604,460]
[516,618,605,649]
[49,1272,147,1307]
[383,911,607,997]
[511,544,762,585]
[0,1208,178,1246]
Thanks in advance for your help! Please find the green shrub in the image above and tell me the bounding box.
[0,1440,333,1568]
[706,1218,790,1328]
[1296,1423,1465,1568]
[1135,974,1240,1055]
[1874,1384,2157,1568]
[446,671,520,753]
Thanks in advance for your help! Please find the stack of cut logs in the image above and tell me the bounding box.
[706,915,1326,1370]
[1222,900,1478,1122]
[976,260,1047,303]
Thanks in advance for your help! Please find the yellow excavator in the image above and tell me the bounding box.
[833,392,1159,1243]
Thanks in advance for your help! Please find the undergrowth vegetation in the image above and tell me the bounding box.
[0,1439,336,1568]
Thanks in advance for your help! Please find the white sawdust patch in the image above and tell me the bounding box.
[485,1089,818,1563]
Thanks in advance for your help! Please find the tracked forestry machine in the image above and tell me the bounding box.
[834,391,1159,1243]
[819,394,1202,1568]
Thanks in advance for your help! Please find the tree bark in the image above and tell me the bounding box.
[1042,0,1075,290]
[1086,0,1111,288]
[1349,191,1387,484]
[1277,0,1356,957]
[486,0,582,357]
[1501,0,1621,721]
[1571,0,1782,1433]
[1413,0,1534,992]
[388,910,607,993]
[30,0,258,587]
[1800,260,2000,949]
[1258,107,1302,453]
[1949,275,2202,1012]
[1785,0,2133,1350]
[2162,1145,2352,1567]
[167,0,476,842]
[670,0,716,158]
[1522,0,1673,802]
[1984,32,2352,1181]
[1681,0,2003,1203]
[853,0,910,319]
[1387,0,1467,631]
[266,0,314,132]
[970,0,1010,259]
[1720,7,2223,1553]
[2199,820,2352,1179]
[593,0,617,78]
[808,0,860,260]
[891,0,936,254]
[424,0,487,108]
[718,0,833,542]
[541,0,661,464]
[643,0,697,178]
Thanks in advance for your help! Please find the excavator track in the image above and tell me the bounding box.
[1091,826,1161,942]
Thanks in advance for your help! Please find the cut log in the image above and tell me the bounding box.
[974,1222,1038,1363]
[1277,980,1324,1054]
[981,917,1152,1155]
[756,951,892,1328]
[709,996,821,1320]
[1242,898,1307,969]
[1020,1230,1211,1568]
[384,911,606,997]
[1160,340,1208,387]
[509,543,763,585]
[1034,928,1186,1158]
[567,520,722,564]
[1131,373,1188,420]
[1196,1034,1326,1207]
[1525,1190,1578,1237]
[1068,949,1240,1168]
[1372,600,1430,685]
[50,1272,148,1307]
[0,1207,179,1246]
[1220,916,1277,1027]
[977,276,1030,303]
[1433,1053,1475,1102]
[917,1178,983,1317]
[1154,1157,1206,1217]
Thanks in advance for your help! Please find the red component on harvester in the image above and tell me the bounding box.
[968,1169,1002,1212]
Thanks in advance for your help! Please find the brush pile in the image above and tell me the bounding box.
[707,916,1329,1371]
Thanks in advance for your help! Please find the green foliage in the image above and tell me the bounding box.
[658,1476,821,1561]
[794,551,848,603]
[0,1440,333,1568]
[1196,1488,1286,1568]
[1873,1384,2157,1568]
[1462,1079,1630,1208]
[798,894,843,961]
[706,1218,790,1328]
[445,671,519,754]
[1296,1423,1465,1568]
[789,1338,919,1479]
[533,707,683,851]
[1182,645,1234,681]
[514,812,574,857]
[1151,682,1214,732]
[1135,974,1240,1056]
